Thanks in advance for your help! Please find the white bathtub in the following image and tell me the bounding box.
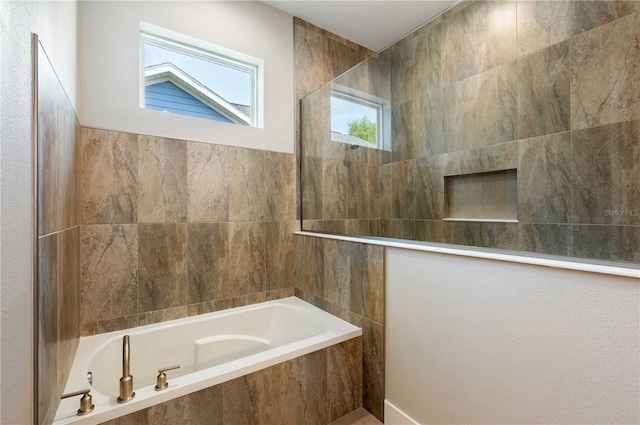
[54,297,361,424]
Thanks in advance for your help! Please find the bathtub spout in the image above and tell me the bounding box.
[117,335,135,403]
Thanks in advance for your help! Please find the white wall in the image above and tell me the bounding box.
[385,248,639,424]
[79,1,295,153]
[0,2,79,424]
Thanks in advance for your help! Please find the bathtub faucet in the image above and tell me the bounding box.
[117,335,135,403]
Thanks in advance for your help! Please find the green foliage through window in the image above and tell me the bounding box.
[347,115,377,144]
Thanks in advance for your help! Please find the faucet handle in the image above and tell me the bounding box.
[155,364,180,391]
[61,389,95,416]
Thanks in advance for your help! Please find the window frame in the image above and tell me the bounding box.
[140,22,263,128]
[329,83,391,151]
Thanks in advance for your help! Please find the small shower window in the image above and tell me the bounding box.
[330,84,390,150]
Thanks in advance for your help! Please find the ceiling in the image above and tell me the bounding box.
[262,0,459,52]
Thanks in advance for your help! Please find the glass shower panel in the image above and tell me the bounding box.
[300,0,639,267]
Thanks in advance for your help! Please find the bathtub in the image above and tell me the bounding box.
[54,297,361,424]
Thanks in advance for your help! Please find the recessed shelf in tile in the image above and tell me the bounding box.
[444,169,518,221]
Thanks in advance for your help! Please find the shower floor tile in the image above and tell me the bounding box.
[330,407,383,425]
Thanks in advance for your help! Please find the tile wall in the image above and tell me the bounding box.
[294,18,385,422]
[78,128,298,335]
[97,338,362,425]
[300,0,640,265]
[36,42,81,425]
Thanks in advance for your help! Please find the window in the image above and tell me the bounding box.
[330,83,390,150]
[140,22,263,127]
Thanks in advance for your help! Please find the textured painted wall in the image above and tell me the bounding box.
[79,1,295,153]
[386,247,640,424]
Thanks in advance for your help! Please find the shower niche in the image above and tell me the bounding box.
[444,169,518,222]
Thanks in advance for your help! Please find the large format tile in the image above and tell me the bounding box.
[571,0,639,36]
[474,0,517,73]
[300,89,329,159]
[392,100,415,162]
[517,0,571,57]
[571,13,640,130]
[391,160,415,220]
[301,157,323,220]
[367,165,381,220]
[265,221,296,291]
[571,120,640,225]
[323,239,352,309]
[441,3,476,86]
[390,34,415,105]
[38,48,60,236]
[413,20,441,96]
[444,63,517,152]
[223,364,284,425]
[187,223,229,304]
[147,384,222,425]
[56,227,80,391]
[519,223,572,257]
[81,224,138,327]
[472,61,518,147]
[57,85,79,229]
[187,142,228,222]
[415,156,444,220]
[98,410,148,425]
[414,89,445,158]
[80,128,138,224]
[282,350,328,425]
[264,151,297,221]
[38,233,58,425]
[518,133,572,223]
[573,224,640,263]
[229,148,267,221]
[350,244,384,324]
[138,224,187,312]
[295,22,326,97]
[347,161,370,219]
[295,235,325,299]
[517,41,570,139]
[322,159,349,220]
[415,220,444,243]
[356,316,384,422]
[327,338,363,422]
[228,222,267,298]
[138,136,187,223]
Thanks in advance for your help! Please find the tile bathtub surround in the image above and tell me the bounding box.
[80,128,137,224]
[294,235,384,422]
[37,42,82,425]
[79,127,298,335]
[300,0,640,265]
[98,337,362,425]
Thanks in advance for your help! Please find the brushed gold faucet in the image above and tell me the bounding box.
[61,389,94,416]
[117,335,135,403]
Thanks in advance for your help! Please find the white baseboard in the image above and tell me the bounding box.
[384,400,420,425]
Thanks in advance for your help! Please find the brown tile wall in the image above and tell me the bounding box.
[294,236,384,422]
[294,18,385,422]
[300,0,640,265]
[97,338,362,425]
[79,127,298,335]
[36,43,81,425]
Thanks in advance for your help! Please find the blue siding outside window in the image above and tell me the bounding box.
[145,81,233,123]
